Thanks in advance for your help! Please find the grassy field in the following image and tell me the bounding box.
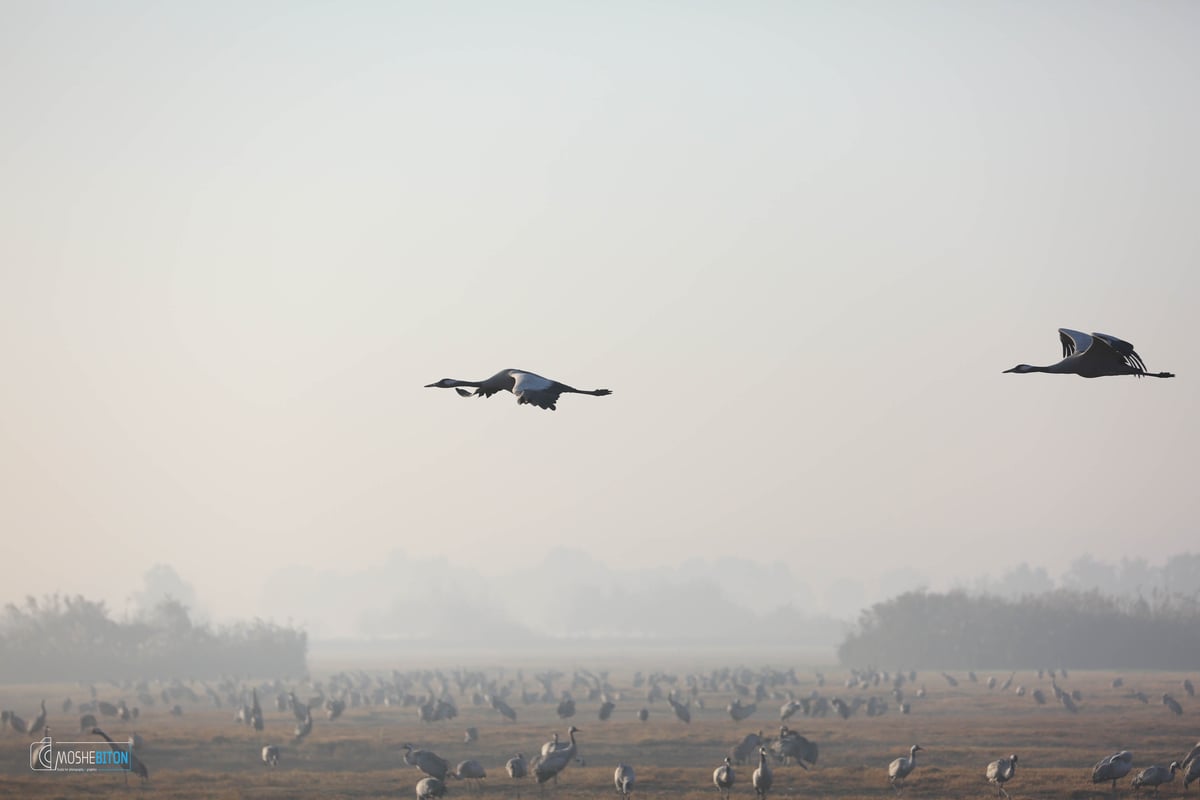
[0,664,1196,799]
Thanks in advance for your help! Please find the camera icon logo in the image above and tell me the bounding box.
[31,734,54,771]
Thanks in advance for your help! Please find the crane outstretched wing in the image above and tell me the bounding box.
[1092,332,1147,372]
[1058,328,1094,358]
[516,390,563,410]
[469,369,519,398]
[511,371,563,410]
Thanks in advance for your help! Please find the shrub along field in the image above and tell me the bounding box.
[0,665,1196,799]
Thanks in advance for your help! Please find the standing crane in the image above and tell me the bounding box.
[506,753,528,798]
[889,745,922,793]
[91,727,149,785]
[667,692,691,724]
[1093,750,1135,791]
[774,726,818,768]
[454,759,487,790]
[293,710,312,743]
[490,695,517,723]
[713,756,735,799]
[752,746,773,800]
[1131,762,1179,795]
[250,689,264,732]
[29,700,46,735]
[985,754,1017,798]
[1184,756,1200,790]
[534,726,580,785]
[403,744,451,781]
[614,763,635,798]
[288,691,309,722]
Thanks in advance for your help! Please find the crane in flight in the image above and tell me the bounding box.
[1004,329,1174,378]
[426,369,612,410]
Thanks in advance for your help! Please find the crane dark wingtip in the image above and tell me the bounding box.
[454,388,472,397]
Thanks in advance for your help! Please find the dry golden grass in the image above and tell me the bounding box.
[0,667,1196,799]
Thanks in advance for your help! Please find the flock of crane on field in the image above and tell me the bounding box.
[5,663,1199,798]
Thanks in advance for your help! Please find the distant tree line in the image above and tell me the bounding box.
[0,594,306,683]
[969,552,1200,601]
[838,588,1200,669]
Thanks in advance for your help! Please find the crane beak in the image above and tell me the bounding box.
[424,381,440,388]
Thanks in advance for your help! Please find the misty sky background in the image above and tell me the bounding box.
[2,3,1198,639]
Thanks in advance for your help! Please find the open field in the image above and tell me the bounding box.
[0,664,1197,799]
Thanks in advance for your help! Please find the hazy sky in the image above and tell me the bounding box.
[2,2,1198,625]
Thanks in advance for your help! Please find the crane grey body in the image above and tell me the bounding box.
[1185,756,1200,790]
[250,690,264,731]
[534,725,579,784]
[986,754,1017,798]
[403,744,451,781]
[426,369,612,411]
[714,756,735,798]
[29,700,46,735]
[288,691,309,722]
[614,763,635,798]
[506,753,528,798]
[668,692,692,724]
[540,731,561,758]
[774,725,818,768]
[416,776,446,799]
[5,710,27,734]
[262,744,280,766]
[1131,762,1179,795]
[889,745,922,792]
[1004,329,1174,378]
[293,710,312,743]
[752,746,773,800]
[731,731,764,765]
[490,695,517,722]
[455,758,487,789]
[1093,750,1135,791]
[91,727,149,785]
[1181,743,1200,790]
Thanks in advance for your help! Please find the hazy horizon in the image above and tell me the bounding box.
[11,547,1196,650]
[3,3,1198,633]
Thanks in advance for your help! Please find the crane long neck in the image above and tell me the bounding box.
[1035,363,1073,374]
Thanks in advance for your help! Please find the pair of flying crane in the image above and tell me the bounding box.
[425,328,1175,412]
